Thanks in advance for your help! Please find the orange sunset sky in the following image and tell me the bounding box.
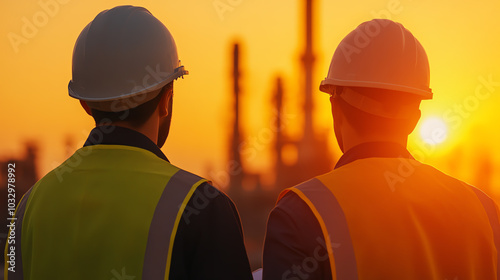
[1,0,500,195]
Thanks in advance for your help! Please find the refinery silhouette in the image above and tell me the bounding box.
[226,0,336,267]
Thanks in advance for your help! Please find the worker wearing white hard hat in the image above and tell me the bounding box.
[5,6,253,280]
[263,19,499,279]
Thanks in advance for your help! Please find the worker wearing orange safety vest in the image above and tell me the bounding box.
[4,6,252,280]
[263,19,500,279]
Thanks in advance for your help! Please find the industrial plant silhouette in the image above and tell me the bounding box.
[226,0,336,267]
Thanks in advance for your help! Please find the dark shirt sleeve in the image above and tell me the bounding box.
[263,192,332,280]
[170,182,253,280]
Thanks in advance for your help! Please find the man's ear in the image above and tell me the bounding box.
[159,87,173,118]
[331,96,346,153]
[80,100,92,116]
[407,109,422,134]
[330,96,343,126]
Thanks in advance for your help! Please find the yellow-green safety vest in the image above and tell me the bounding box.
[5,144,207,280]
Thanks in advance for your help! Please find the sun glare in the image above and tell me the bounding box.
[420,117,448,145]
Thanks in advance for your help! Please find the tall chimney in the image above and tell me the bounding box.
[229,43,244,191]
[302,0,315,141]
[274,76,284,178]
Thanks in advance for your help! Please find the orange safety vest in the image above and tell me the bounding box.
[278,157,500,279]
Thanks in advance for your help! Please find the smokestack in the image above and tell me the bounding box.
[302,0,315,140]
[274,76,284,176]
[229,42,244,191]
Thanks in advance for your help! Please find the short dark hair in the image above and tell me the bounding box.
[91,83,171,127]
[336,87,421,136]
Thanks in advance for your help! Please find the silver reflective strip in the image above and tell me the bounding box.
[296,178,358,280]
[471,188,500,280]
[8,187,33,280]
[142,169,203,279]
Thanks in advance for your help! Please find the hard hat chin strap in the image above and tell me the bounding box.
[336,87,414,119]
[85,88,163,112]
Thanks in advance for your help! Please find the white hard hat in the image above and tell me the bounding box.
[68,5,187,112]
[320,19,432,117]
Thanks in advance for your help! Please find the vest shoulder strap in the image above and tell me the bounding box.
[142,169,207,280]
[279,178,358,280]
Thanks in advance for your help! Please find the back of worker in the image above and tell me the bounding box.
[265,152,498,279]
[263,19,499,279]
[15,129,252,279]
[5,5,253,280]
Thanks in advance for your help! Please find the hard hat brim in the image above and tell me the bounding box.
[319,78,433,100]
[69,65,188,102]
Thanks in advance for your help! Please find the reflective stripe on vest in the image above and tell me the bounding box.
[471,187,500,280]
[143,169,207,279]
[278,178,358,280]
[6,187,33,280]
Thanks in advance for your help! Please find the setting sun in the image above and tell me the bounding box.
[420,117,448,145]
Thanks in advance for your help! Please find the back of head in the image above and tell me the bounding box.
[333,86,422,136]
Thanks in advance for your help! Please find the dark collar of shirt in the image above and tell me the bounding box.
[83,125,169,162]
[334,141,413,169]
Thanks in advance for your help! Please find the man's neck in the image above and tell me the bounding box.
[342,133,407,154]
[97,117,159,146]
